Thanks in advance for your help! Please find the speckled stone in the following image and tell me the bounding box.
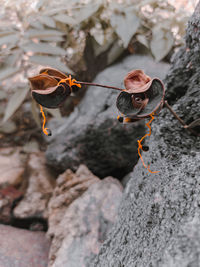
[0,224,50,267]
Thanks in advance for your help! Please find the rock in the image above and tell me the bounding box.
[46,55,169,178]
[121,172,132,188]
[91,4,200,266]
[0,147,26,188]
[48,176,123,267]
[0,120,17,134]
[0,186,23,224]
[0,224,50,267]
[47,165,99,238]
[13,152,55,219]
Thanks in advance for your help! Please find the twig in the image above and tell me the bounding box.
[164,101,186,127]
[75,81,124,91]
[164,100,199,136]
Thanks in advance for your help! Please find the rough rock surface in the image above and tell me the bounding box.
[13,152,55,219]
[0,147,26,188]
[47,164,99,238]
[91,4,200,267]
[46,55,169,178]
[0,224,50,267]
[48,176,123,267]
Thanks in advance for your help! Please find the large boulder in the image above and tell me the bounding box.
[91,3,200,267]
[46,55,169,178]
[48,175,123,267]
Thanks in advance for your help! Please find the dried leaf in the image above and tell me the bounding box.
[29,55,73,73]
[2,87,28,123]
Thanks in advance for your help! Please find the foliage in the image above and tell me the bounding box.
[0,0,192,127]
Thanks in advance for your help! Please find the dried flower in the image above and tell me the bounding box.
[28,68,81,136]
[116,69,165,122]
[29,68,81,109]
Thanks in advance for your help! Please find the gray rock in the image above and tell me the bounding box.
[0,147,26,188]
[46,55,169,178]
[13,152,55,219]
[48,176,123,267]
[0,186,23,224]
[47,165,99,238]
[91,4,200,267]
[0,224,50,267]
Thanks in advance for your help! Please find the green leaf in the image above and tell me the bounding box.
[2,87,29,124]
[29,55,74,73]
[0,121,17,134]
[22,42,66,56]
[31,100,41,128]
[43,7,71,16]
[0,34,19,46]
[136,34,149,48]
[53,14,77,25]
[36,36,64,42]
[28,20,44,30]
[90,27,104,46]
[25,29,64,39]
[0,91,6,100]
[0,31,16,37]
[38,16,56,28]
[150,26,174,61]
[6,50,22,66]
[0,67,19,81]
[107,42,124,65]
[45,108,61,118]
[92,37,113,57]
[73,3,101,24]
[110,7,140,47]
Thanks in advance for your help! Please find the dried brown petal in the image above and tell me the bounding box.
[32,82,71,109]
[124,69,151,93]
[29,75,58,91]
[39,68,67,79]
